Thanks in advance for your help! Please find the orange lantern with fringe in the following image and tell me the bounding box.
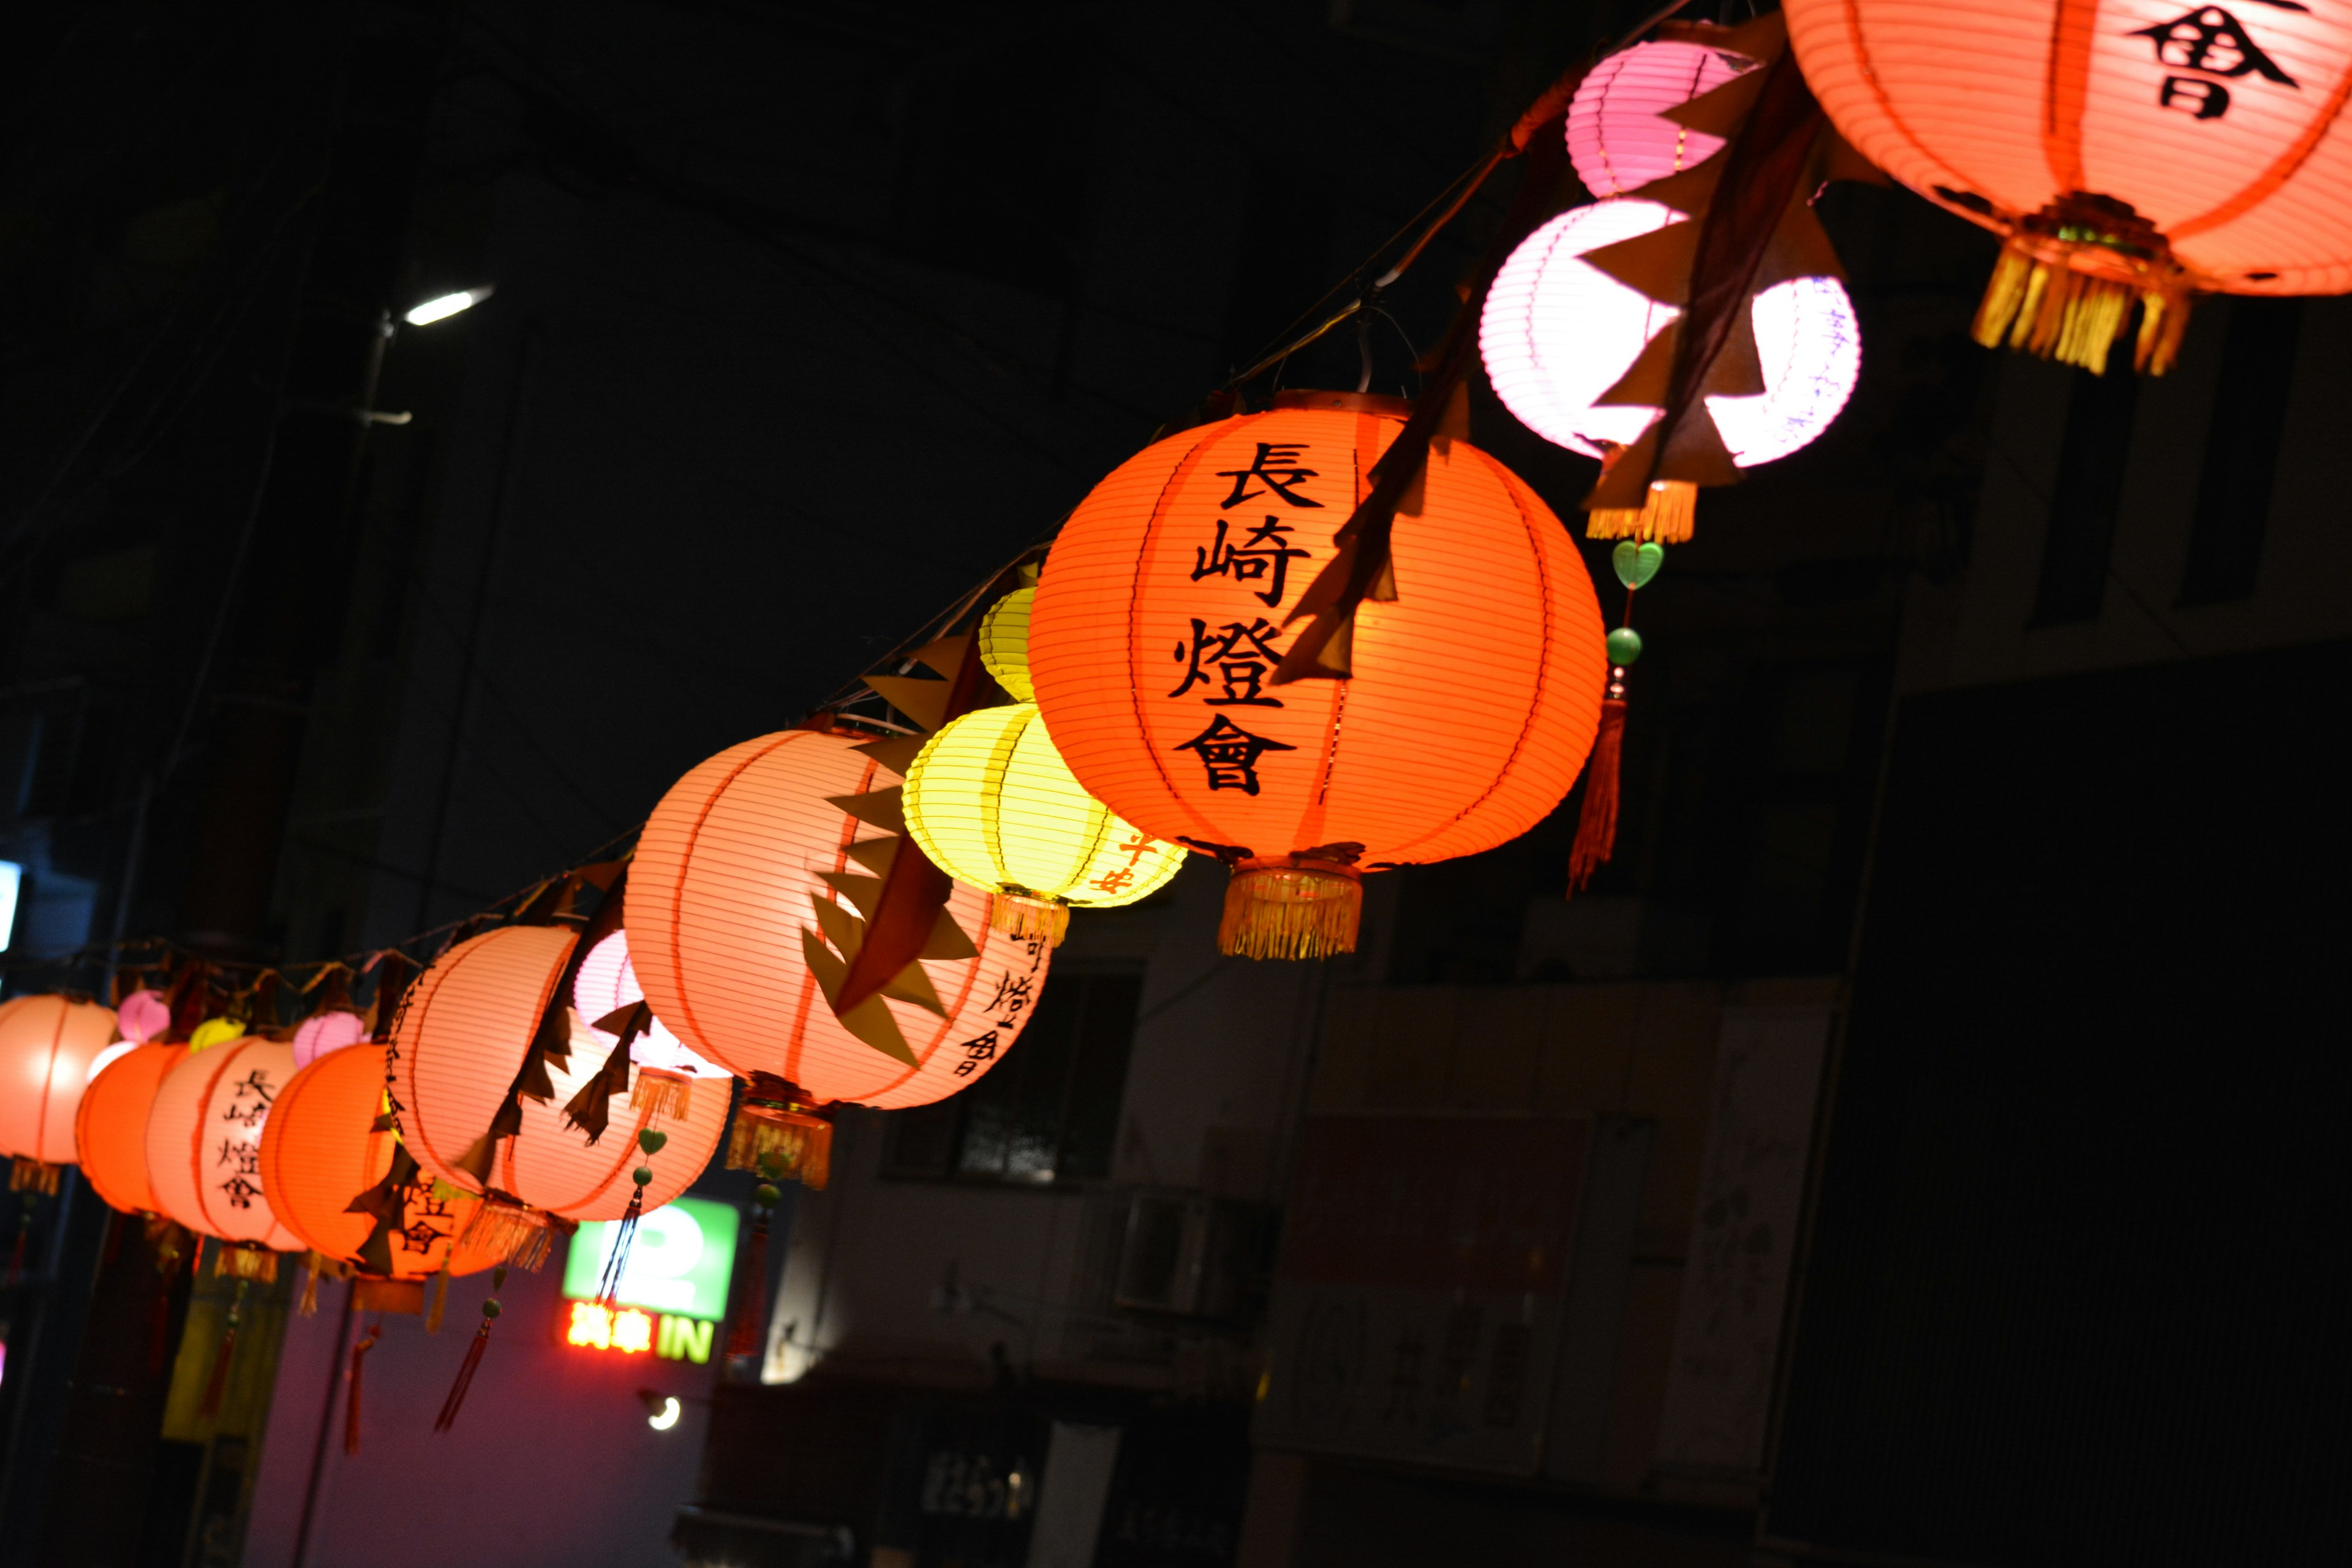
[259,1042,501,1284]
[1784,0,2352,373]
[628,727,1055,1179]
[0,993,124,1192]
[144,1036,303,1275]
[75,1042,186,1215]
[1028,392,1608,959]
[387,924,725,1265]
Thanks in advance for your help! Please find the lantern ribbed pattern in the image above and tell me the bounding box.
[0,993,122,1166]
[979,588,1036,701]
[260,1045,497,1276]
[1785,1,2352,298]
[388,924,574,1194]
[903,702,1186,938]
[1482,200,1861,467]
[144,1037,303,1248]
[292,1009,369,1069]
[75,1044,186,1213]
[629,728,1052,1106]
[389,924,726,1218]
[1027,398,1607,931]
[502,1011,728,1221]
[1569,40,1752,197]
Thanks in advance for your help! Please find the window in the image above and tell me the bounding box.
[881,970,1141,1186]
[2177,298,2301,607]
[2029,367,2140,627]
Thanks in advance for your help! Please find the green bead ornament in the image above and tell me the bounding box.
[632,1165,654,1186]
[1611,540,1665,590]
[1606,627,1644,665]
[481,1297,502,1319]
[753,1183,782,1208]
[637,1129,668,1155]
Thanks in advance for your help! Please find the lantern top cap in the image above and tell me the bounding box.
[1268,390,1412,418]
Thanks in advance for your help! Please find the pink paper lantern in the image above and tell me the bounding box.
[290,1009,369,1069]
[1479,198,1860,469]
[1567,40,1754,198]
[116,989,171,1044]
[570,929,726,1081]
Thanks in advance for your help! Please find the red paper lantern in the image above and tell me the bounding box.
[75,1042,186,1214]
[144,1037,304,1251]
[259,1043,499,1278]
[1569,40,1754,197]
[388,925,725,1229]
[0,993,121,1183]
[1784,0,2352,371]
[1028,393,1608,957]
[630,728,1053,1107]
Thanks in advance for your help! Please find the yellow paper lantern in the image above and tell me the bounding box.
[903,701,1185,945]
[979,587,1035,701]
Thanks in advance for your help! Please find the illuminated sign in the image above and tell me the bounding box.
[557,1196,740,1364]
[561,1196,738,1322]
[0,860,20,952]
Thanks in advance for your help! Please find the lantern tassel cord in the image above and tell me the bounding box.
[199,1280,250,1421]
[597,1186,644,1306]
[728,1208,771,1359]
[435,1267,506,1434]
[1569,699,1629,891]
[344,1321,382,1456]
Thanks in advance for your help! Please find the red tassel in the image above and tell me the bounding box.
[435,1267,505,1433]
[345,1322,383,1456]
[727,1207,771,1359]
[1568,698,1627,892]
[199,1278,249,1420]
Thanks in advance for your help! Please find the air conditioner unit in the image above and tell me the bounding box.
[1109,1189,1267,1320]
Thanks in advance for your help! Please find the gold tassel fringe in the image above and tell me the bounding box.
[354,1278,425,1315]
[457,1197,558,1272]
[631,1067,694,1123]
[1972,229,2192,377]
[989,892,1070,948]
[1219,860,1363,960]
[427,1268,450,1332]
[1585,480,1697,544]
[214,1243,281,1283]
[10,1157,62,1196]
[728,1106,832,1192]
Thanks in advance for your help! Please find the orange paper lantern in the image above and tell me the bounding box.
[388,925,725,1226]
[1028,392,1608,957]
[75,1042,187,1214]
[630,728,1053,1108]
[259,1044,498,1277]
[144,1037,303,1250]
[1784,0,2352,371]
[0,993,121,1180]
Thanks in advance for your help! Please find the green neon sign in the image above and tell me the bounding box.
[560,1196,740,1323]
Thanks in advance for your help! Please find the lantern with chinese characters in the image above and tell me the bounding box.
[1569,39,1755,197]
[629,728,1054,1175]
[904,695,1187,944]
[144,1035,303,1274]
[1784,0,2352,373]
[1027,392,1608,959]
[388,924,725,1262]
[1482,197,1861,480]
[259,1042,499,1285]
[76,1042,186,1215]
[0,993,123,1193]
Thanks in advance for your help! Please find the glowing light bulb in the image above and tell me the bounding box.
[402,287,493,326]
[647,1396,682,1431]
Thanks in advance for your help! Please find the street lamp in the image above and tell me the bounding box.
[402,285,494,326]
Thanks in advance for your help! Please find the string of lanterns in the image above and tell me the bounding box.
[6,0,2346,1448]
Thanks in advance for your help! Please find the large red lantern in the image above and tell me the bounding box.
[0,993,121,1189]
[388,924,726,1254]
[145,1037,304,1266]
[76,1042,187,1215]
[629,728,1053,1117]
[259,1043,499,1281]
[1028,392,1608,958]
[1784,0,2352,371]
